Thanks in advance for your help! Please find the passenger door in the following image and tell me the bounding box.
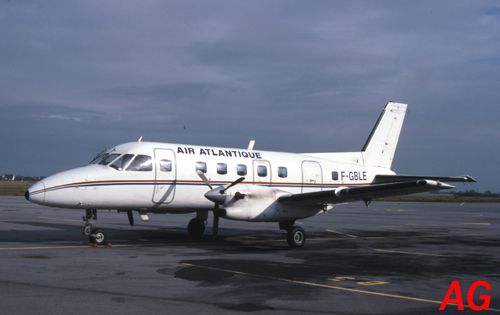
[301,161,322,193]
[153,149,176,204]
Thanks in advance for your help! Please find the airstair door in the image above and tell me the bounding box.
[153,149,176,204]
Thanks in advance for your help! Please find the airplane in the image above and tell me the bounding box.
[25,102,475,247]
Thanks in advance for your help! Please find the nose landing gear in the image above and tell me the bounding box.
[82,209,107,246]
[89,228,107,245]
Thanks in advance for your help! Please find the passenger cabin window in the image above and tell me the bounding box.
[217,163,227,175]
[332,171,339,181]
[195,161,207,173]
[257,165,267,177]
[126,155,152,171]
[110,154,134,170]
[236,164,247,176]
[98,153,120,166]
[278,167,288,178]
[160,159,172,172]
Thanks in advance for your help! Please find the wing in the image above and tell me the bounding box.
[372,174,476,184]
[278,175,475,207]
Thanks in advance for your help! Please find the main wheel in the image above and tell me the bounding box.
[286,226,306,248]
[89,228,107,246]
[187,218,205,239]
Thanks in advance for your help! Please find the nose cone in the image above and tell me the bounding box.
[27,180,45,205]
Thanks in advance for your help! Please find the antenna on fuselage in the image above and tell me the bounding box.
[137,136,143,142]
[247,140,255,150]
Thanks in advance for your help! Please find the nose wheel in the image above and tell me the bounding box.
[82,209,107,245]
[89,228,107,246]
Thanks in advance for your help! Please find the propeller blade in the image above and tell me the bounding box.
[126,210,134,226]
[196,170,213,189]
[221,177,245,193]
[213,204,219,238]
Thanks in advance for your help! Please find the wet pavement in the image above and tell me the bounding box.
[0,196,499,314]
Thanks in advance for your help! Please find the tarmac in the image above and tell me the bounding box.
[0,196,499,314]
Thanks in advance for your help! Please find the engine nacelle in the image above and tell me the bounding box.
[222,185,319,222]
[222,185,277,221]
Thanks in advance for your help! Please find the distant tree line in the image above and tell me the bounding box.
[431,189,499,197]
[1,174,45,181]
[453,189,498,197]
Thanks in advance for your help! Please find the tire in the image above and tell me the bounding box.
[90,228,107,246]
[82,224,92,236]
[286,226,306,248]
[187,218,205,239]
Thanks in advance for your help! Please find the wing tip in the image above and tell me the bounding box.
[463,175,477,183]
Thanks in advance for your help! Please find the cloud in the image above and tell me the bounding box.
[483,6,500,16]
[37,114,82,122]
[0,1,499,191]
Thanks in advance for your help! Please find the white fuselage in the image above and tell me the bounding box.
[28,141,393,222]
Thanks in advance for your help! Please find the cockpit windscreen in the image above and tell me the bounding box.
[109,154,134,170]
[126,155,153,171]
[89,149,108,164]
[98,154,120,166]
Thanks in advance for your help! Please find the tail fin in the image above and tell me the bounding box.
[362,102,407,169]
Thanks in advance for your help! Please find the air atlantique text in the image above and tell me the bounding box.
[177,147,262,159]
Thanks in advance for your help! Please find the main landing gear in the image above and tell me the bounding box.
[82,209,107,246]
[187,211,207,239]
[280,221,306,248]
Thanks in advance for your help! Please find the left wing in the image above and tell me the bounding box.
[372,174,476,184]
[278,179,455,207]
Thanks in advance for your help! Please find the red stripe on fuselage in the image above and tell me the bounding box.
[31,179,372,195]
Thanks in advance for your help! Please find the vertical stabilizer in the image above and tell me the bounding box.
[362,102,407,169]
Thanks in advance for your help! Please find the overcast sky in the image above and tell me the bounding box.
[1,1,499,191]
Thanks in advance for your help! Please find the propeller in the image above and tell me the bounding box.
[221,177,245,193]
[196,170,245,237]
[126,210,134,226]
[196,170,213,190]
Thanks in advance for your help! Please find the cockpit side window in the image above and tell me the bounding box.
[110,154,135,170]
[98,154,120,166]
[126,155,153,171]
